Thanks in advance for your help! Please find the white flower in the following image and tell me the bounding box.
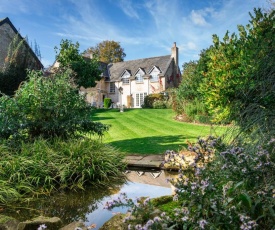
[198,219,207,229]
[37,224,47,230]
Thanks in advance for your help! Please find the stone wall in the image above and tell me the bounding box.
[0,20,16,68]
[0,18,43,69]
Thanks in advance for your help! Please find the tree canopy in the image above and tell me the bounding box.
[55,39,101,88]
[85,40,126,63]
[199,8,275,127]
[174,8,275,137]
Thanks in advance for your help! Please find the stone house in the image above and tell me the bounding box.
[82,42,181,108]
[0,17,43,69]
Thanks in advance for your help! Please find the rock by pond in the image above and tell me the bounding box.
[17,216,62,230]
[0,214,19,230]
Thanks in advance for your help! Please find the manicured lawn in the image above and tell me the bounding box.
[91,109,226,155]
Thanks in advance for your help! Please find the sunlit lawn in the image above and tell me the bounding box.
[91,109,227,155]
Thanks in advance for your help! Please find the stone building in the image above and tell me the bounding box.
[0,17,43,69]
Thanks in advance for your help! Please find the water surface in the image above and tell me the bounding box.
[2,170,177,229]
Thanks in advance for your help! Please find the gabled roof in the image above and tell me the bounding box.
[108,55,172,81]
[0,17,43,69]
[120,69,131,78]
[148,65,161,74]
[134,67,146,76]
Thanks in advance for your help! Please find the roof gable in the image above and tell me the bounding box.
[108,55,172,81]
[148,65,161,74]
[120,69,131,78]
[0,17,43,69]
[134,67,146,76]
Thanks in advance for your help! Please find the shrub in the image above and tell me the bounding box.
[104,98,112,108]
[0,137,126,204]
[152,100,166,109]
[184,99,210,123]
[163,137,275,229]
[143,94,164,108]
[104,193,169,229]
[0,70,109,140]
[108,137,275,229]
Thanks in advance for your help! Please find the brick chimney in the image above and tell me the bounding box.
[171,42,178,69]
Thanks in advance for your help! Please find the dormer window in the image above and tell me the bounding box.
[134,68,145,83]
[149,66,161,82]
[151,74,158,82]
[136,73,143,83]
[121,70,131,84]
[122,76,130,84]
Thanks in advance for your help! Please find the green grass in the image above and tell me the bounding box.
[91,109,226,155]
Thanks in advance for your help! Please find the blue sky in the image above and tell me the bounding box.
[0,0,269,69]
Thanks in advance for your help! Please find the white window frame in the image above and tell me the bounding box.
[135,92,147,107]
[149,66,161,82]
[151,74,158,82]
[121,70,131,84]
[122,77,130,84]
[136,73,143,83]
[110,82,115,93]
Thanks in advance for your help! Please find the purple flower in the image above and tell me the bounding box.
[143,197,150,205]
[160,212,166,217]
[145,219,154,227]
[198,219,207,229]
[181,216,189,221]
[153,216,161,222]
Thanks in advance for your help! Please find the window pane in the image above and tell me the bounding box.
[136,94,140,107]
[110,82,115,93]
[122,78,129,84]
[136,74,143,83]
[151,74,158,82]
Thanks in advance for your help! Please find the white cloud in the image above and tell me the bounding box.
[186,42,197,50]
[5,0,266,67]
[116,0,140,20]
[0,0,44,15]
[190,10,208,26]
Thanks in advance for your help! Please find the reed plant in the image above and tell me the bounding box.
[0,137,126,204]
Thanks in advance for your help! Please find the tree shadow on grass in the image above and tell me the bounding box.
[91,108,135,121]
[106,135,199,155]
[91,109,115,121]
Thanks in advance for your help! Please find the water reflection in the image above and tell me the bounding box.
[1,170,177,229]
[86,170,177,229]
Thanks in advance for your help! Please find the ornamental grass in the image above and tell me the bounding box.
[0,137,126,204]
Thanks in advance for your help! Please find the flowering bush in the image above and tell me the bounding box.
[104,193,170,229]
[106,137,275,229]
[164,136,275,229]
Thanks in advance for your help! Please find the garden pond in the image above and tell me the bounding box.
[1,169,178,229]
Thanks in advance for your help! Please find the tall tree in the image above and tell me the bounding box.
[199,8,275,134]
[55,39,101,88]
[85,40,126,63]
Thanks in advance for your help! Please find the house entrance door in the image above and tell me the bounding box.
[135,93,147,108]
